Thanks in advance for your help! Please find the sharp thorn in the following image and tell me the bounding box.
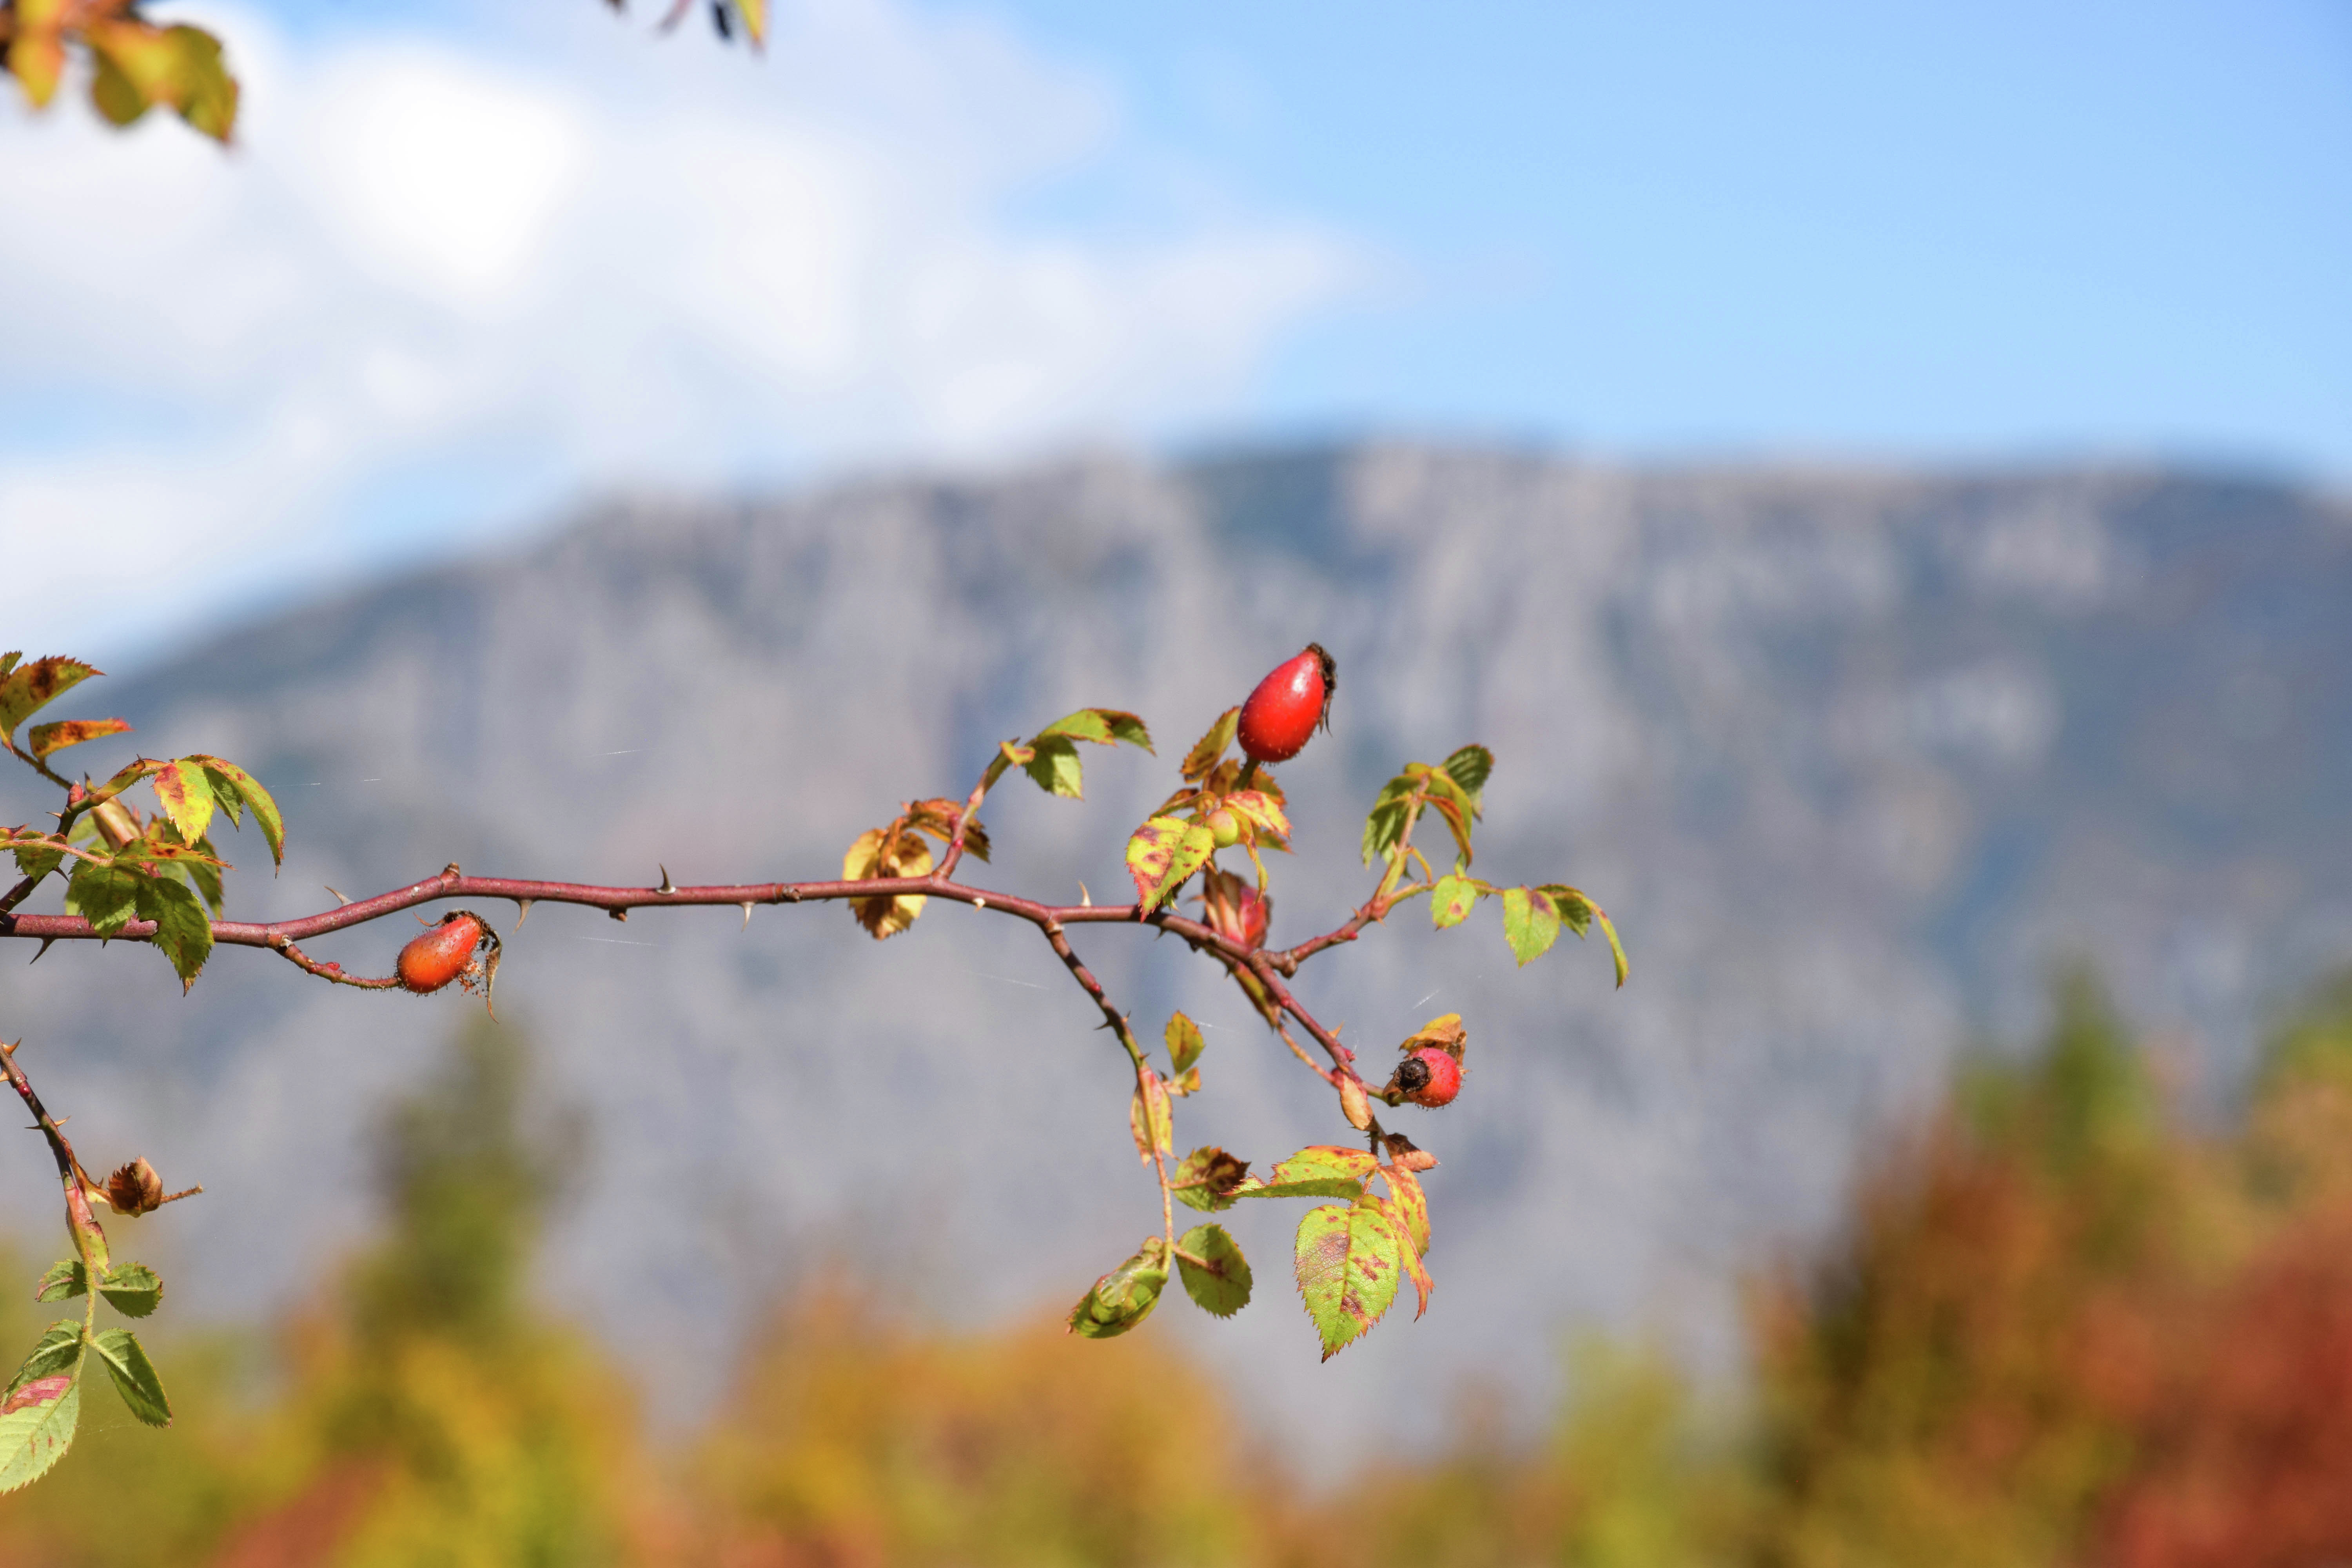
[657,864,677,895]
[325,885,351,907]
[30,938,55,965]
[515,898,533,925]
[1079,882,1092,907]
[740,902,754,930]
[608,907,628,922]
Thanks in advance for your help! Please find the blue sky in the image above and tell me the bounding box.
[2,0,2346,659]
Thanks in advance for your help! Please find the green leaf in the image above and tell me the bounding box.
[5,1323,82,1399]
[25,719,131,761]
[1294,1203,1403,1360]
[1125,817,1215,911]
[1430,872,1480,929]
[1034,708,1153,752]
[1359,773,1420,866]
[1234,1145,1378,1201]
[1066,1238,1169,1340]
[1501,886,1563,967]
[1440,744,1493,811]
[1176,1224,1252,1318]
[1181,707,1240,781]
[150,759,215,845]
[133,875,213,991]
[170,832,226,915]
[1172,1147,1250,1212]
[90,1330,169,1427]
[189,756,283,867]
[1165,1011,1205,1076]
[1535,884,1629,987]
[1023,735,1086,798]
[64,862,141,938]
[98,1263,163,1319]
[11,837,63,881]
[0,657,99,741]
[1418,768,1479,867]
[0,1367,80,1493]
[1364,1192,1434,1319]
[0,654,17,679]
[33,1262,84,1304]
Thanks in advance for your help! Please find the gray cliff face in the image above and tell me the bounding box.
[6,445,2347,1456]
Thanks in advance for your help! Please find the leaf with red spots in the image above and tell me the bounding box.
[1233,1145,1378,1201]
[1294,1202,1402,1360]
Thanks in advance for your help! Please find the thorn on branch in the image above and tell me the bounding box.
[740,902,754,929]
[656,865,677,895]
[31,938,54,965]
[609,907,628,922]
[515,898,533,925]
[325,885,352,907]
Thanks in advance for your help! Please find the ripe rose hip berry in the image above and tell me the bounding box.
[397,911,488,995]
[1391,1047,1463,1108]
[1236,644,1336,764]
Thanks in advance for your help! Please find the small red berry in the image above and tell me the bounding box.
[397,911,487,995]
[1390,1047,1463,1108]
[1236,644,1336,764]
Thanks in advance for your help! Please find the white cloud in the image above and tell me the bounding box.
[0,0,1357,660]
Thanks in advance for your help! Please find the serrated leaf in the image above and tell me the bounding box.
[1535,884,1629,987]
[1359,773,1420,866]
[1181,708,1240,780]
[1430,872,1480,929]
[0,654,17,680]
[1129,1068,1174,1164]
[1401,1013,1466,1054]
[134,875,213,991]
[1294,1203,1402,1360]
[150,759,215,845]
[87,756,157,808]
[26,719,131,760]
[90,1329,169,1427]
[6,1324,82,1399]
[1234,1145,1378,1201]
[1176,1224,1252,1317]
[1125,817,1215,910]
[1167,1067,1201,1097]
[1440,744,1493,809]
[188,756,282,867]
[904,798,990,863]
[1023,736,1086,798]
[1363,1193,1434,1319]
[1172,1147,1249,1212]
[1165,1011,1205,1076]
[98,1263,162,1319]
[1381,1163,1431,1256]
[842,828,930,940]
[1035,708,1153,752]
[11,835,63,881]
[0,657,98,740]
[1501,886,1563,966]
[1067,1238,1169,1340]
[64,863,140,938]
[1223,789,1290,844]
[33,1261,84,1304]
[0,1371,80,1494]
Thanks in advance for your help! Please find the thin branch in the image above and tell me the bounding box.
[1037,916,1176,1252]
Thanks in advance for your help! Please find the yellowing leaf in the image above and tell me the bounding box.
[1381,1161,1431,1256]
[1129,1067,1173,1164]
[1430,871,1480,929]
[842,826,932,940]
[1223,788,1290,844]
[1181,707,1240,780]
[150,759,215,846]
[1294,1202,1402,1360]
[1234,1145,1377,1201]
[187,755,283,866]
[0,657,98,741]
[1363,1192,1434,1319]
[1165,1010,1206,1075]
[1501,886,1562,966]
[1535,883,1629,987]
[1125,816,1215,910]
[25,719,130,760]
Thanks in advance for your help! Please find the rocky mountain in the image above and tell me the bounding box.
[5,445,2348,1459]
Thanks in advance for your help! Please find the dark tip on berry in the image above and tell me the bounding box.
[1396,1056,1431,1093]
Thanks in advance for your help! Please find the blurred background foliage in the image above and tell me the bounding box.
[5,972,2352,1567]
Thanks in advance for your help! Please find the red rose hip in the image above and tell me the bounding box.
[1390,1047,1463,1108]
[397,911,488,995]
[1236,644,1336,764]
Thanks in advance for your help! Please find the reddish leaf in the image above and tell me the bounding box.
[25,719,130,761]
[1294,1202,1402,1360]
[0,658,99,740]
[1129,1067,1173,1164]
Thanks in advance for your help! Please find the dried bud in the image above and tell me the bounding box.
[1383,1133,1438,1173]
[1339,1074,1374,1131]
[105,1158,165,1216]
